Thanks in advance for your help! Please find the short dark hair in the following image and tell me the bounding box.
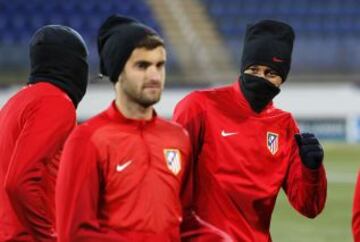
[135,35,165,50]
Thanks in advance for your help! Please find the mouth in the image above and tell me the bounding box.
[143,83,161,89]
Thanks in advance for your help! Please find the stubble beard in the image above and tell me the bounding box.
[127,88,162,108]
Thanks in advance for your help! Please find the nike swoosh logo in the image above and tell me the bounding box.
[272,57,284,63]
[221,130,238,137]
[116,160,132,172]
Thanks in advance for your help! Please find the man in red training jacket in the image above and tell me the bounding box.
[174,20,327,242]
[56,15,191,242]
[353,171,360,241]
[0,25,88,241]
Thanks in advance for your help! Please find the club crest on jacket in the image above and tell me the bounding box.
[267,132,279,155]
[163,149,181,175]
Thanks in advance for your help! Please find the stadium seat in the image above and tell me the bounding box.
[199,0,360,74]
[0,0,178,77]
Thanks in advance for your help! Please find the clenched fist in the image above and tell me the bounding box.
[295,133,324,169]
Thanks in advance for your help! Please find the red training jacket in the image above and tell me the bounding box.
[56,102,191,242]
[173,82,327,242]
[0,82,76,241]
[353,171,360,242]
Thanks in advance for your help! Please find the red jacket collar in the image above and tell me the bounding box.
[106,101,158,126]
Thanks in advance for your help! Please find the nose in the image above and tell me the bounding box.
[147,66,162,81]
[254,71,266,79]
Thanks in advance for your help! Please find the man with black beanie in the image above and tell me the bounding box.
[0,25,88,241]
[174,20,327,241]
[56,15,191,242]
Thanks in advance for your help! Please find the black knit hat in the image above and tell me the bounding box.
[97,14,159,83]
[240,20,295,82]
[28,25,88,107]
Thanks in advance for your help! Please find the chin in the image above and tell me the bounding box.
[139,97,161,108]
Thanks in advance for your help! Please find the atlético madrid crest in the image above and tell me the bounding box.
[163,149,182,175]
[267,132,279,155]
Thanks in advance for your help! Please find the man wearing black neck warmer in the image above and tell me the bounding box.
[174,20,327,242]
[0,25,88,242]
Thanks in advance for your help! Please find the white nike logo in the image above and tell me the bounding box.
[221,130,238,137]
[116,160,132,172]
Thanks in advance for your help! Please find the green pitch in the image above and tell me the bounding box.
[271,143,359,242]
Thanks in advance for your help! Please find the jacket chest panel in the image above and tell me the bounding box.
[200,111,289,188]
[98,131,183,196]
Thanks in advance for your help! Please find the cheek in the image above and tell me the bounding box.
[160,69,166,83]
[128,72,144,84]
[267,77,282,87]
[244,70,253,75]
[274,78,282,87]
[127,70,143,80]
[122,73,141,91]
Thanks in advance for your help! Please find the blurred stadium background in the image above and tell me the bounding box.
[0,0,359,241]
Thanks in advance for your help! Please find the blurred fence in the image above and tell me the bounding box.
[1,82,360,142]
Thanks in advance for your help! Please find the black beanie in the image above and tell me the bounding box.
[240,20,295,82]
[97,14,159,83]
[28,25,88,107]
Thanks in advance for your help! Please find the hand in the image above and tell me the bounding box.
[294,133,324,169]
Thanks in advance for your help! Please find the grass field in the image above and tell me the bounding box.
[271,143,360,242]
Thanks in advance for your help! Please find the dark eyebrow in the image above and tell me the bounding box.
[135,60,151,65]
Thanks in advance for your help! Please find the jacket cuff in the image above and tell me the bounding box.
[301,164,325,184]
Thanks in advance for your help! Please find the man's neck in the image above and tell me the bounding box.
[115,98,153,121]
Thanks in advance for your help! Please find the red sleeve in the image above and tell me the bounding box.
[282,117,327,218]
[56,127,127,242]
[353,171,360,241]
[178,130,194,237]
[173,92,205,240]
[4,96,75,242]
[173,92,205,162]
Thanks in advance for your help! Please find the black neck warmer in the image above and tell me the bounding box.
[239,74,280,113]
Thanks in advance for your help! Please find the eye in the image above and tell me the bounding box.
[157,61,165,69]
[267,70,279,77]
[247,66,258,73]
[136,61,150,69]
